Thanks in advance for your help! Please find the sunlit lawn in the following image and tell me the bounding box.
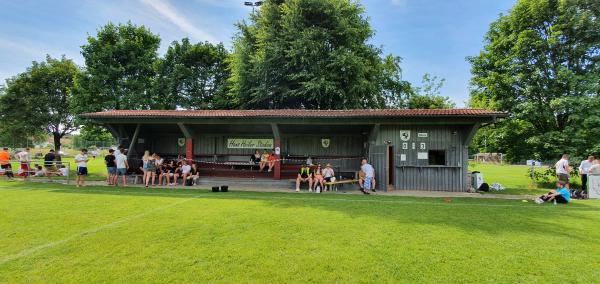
[468,163,578,195]
[1,181,599,283]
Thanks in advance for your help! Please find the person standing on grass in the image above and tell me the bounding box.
[115,149,129,186]
[0,147,14,179]
[104,149,117,185]
[360,158,376,194]
[43,150,56,180]
[144,153,157,188]
[15,148,31,180]
[74,149,89,187]
[555,154,571,183]
[579,155,594,194]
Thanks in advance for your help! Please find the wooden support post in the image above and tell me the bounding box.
[177,123,195,162]
[186,138,194,162]
[462,123,481,146]
[271,123,281,180]
[274,138,281,180]
[127,124,141,158]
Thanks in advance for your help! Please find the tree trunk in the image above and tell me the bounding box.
[53,133,62,152]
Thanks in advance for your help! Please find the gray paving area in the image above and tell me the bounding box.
[24,177,536,200]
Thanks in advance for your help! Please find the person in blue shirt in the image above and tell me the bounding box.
[535,181,571,204]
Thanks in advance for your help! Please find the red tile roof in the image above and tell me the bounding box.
[83,109,506,119]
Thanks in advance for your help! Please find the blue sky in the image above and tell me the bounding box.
[0,0,515,106]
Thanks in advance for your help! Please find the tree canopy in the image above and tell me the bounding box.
[152,38,230,109]
[227,0,411,109]
[0,56,81,151]
[468,0,600,162]
[408,74,455,109]
[74,22,161,112]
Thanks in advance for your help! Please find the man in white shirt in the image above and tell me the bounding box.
[115,150,129,186]
[74,149,89,187]
[181,160,192,185]
[555,154,570,183]
[579,155,595,194]
[360,158,376,194]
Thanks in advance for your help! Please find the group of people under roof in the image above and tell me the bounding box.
[103,147,200,188]
[2,145,380,193]
[249,150,278,172]
[295,158,376,194]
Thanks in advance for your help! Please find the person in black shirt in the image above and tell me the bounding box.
[43,150,56,171]
[160,160,177,186]
[105,149,117,185]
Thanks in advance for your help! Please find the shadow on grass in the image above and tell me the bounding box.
[3,181,599,241]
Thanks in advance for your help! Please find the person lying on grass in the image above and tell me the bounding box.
[535,181,570,204]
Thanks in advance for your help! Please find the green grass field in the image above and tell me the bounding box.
[468,163,583,195]
[1,181,599,283]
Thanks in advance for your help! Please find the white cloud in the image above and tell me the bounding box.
[194,0,245,9]
[390,0,408,7]
[139,0,219,43]
[0,39,44,58]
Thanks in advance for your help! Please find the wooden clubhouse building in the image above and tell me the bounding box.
[83,109,505,192]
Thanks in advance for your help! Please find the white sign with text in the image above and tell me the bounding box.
[227,138,274,149]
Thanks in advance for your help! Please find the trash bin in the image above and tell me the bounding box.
[471,171,484,190]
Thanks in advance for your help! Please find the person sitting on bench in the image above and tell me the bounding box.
[267,150,277,172]
[295,164,313,192]
[535,181,571,204]
[313,164,325,192]
[250,150,261,165]
[259,151,270,172]
[322,163,335,191]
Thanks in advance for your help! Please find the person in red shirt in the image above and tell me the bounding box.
[0,147,14,179]
[267,150,277,172]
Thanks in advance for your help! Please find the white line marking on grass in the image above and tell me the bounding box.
[0,194,206,265]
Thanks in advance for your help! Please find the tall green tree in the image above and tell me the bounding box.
[228,0,410,109]
[74,22,161,112]
[408,74,455,109]
[0,56,81,151]
[468,0,600,162]
[152,38,230,109]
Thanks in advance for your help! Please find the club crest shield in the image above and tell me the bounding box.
[321,138,330,148]
[400,130,411,141]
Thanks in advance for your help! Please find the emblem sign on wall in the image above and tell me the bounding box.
[321,139,330,148]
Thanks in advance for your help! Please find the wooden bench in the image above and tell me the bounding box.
[291,178,359,192]
[223,155,258,170]
[127,174,144,184]
[325,179,359,192]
